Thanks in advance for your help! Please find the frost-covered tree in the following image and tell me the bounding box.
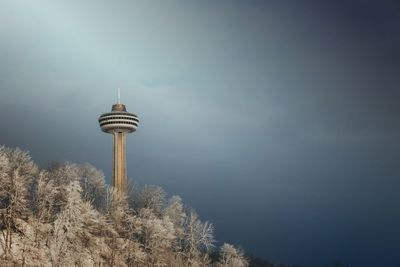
[28,169,59,258]
[0,147,11,259]
[183,210,215,266]
[0,147,38,259]
[137,185,166,216]
[138,208,176,266]
[104,186,130,233]
[164,195,187,252]
[48,181,85,266]
[48,180,110,266]
[46,162,79,186]
[164,196,186,230]
[103,186,148,266]
[76,163,106,209]
[217,243,249,267]
[32,170,58,224]
[45,163,81,216]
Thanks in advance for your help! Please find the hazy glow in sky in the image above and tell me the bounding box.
[1,1,400,266]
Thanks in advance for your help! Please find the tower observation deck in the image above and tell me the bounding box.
[99,98,139,193]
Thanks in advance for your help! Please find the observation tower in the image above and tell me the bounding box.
[98,90,139,193]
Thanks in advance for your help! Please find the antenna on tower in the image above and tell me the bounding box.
[117,88,121,104]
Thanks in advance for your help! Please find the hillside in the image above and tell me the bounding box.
[0,145,248,267]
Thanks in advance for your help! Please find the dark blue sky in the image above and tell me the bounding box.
[1,1,400,266]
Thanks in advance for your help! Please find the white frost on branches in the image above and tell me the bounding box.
[0,145,248,266]
[217,243,249,267]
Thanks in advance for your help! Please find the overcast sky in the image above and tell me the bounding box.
[1,1,400,266]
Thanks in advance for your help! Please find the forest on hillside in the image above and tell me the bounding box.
[0,145,352,267]
[0,145,249,266]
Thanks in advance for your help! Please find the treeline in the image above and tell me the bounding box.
[0,146,248,266]
[241,257,350,267]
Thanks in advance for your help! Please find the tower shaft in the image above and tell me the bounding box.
[112,132,127,193]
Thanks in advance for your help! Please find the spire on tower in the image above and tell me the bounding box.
[117,88,121,104]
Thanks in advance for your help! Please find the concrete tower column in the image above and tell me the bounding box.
[112,132,127,192]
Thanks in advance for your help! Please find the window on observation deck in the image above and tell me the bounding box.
[100,121,138,126]
[99,115,139,123]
